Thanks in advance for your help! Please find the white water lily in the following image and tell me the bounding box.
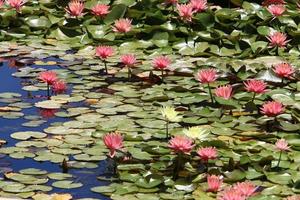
[183,126,210,141]
[161,106,182,122]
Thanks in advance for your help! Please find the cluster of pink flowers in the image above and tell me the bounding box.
[66,1,132,33]
[176,0,207,21]
[168,136,217,161]
[194,67,294,117]
[218,181,257,200]
[38,71,67,95]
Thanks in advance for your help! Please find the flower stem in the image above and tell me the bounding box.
[128,67,131,80]
[104,60,108,74]
[252,93,256,102]
[173,153,182,180]
[277,150,282,168]
[161,69,164,82]
[207,83,214,104]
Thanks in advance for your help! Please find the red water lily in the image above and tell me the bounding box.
[261,101,284,117]
[262,0,285,6]
[52,80,67,94]
[7,0,25,12]
[197,147,217,162]
[267,32,289,48]
[39,71,58,85]
[196,68,217,84]
[207,175,223,192]
[103,132,124,158]
[113,18,132,33]
[65,0,84,17]
[273,63,294,79]
[244,79,267,94]
[91,4,110,17]
[215,85,233,100]
[177,3,194,22]
[267,4,285,17]
[168,135,194,154]
[190,0,207,13]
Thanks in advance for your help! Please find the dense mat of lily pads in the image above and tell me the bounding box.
[0,0,300,200]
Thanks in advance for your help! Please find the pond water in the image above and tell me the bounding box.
[0,58,110,199]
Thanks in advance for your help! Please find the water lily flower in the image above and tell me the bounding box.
[95,45,114,74]
[267,32,289,48]
[267,4,285,17]
[275,139,290,167]
[103,132,124,158]
[113,18,132,33]
[244,79,267,94]
[0,0,4,8]
[121,54,137,79]
[273,62,294,79]
[262,0,285,6]
[196,68,217,84]
[233,181,257,197]
[215,85,233,100]
[168,135,194,154]
[275,138,289,151]
[207,175,223,192]
[91,4,110,18]
[121,54,136,67]
[183,126,210,141]
[7,0,25,12]
[261,101,284,117]
[190,0,207,13]
[244,79,267,102]
[39,108,57,118]
[197,147,217,162]
[153,56,171,81]
[52,80,67,94]
[161,106,182,122]
[65,0,84,17]
[161,106,182,139]
[38,71,58,85]
[218,187,247,200]
[196,68,217,103]
[176,3,194,22]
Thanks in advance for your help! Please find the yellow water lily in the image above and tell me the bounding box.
[183,126,210,141]
[161,106,182,122]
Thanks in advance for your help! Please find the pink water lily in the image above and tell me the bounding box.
[215,85,233,100]
[197,147,217,162]
[103,132,124,158]
[207,175,223,192]
[168,135,194,154]
[7,0,25,12]
[91,4,110,17]
[273,63,294,79]
[177,3,194,22]
[190,0,207,13]
[244,79,267,94]
[275,138,290,151]
[52,80,67,94]
[267,32,289,48]
[65,0,84,17]
[261,101,284,117]
[113,18,132,33]
[39,71,58,85]
[267,4,285,17]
